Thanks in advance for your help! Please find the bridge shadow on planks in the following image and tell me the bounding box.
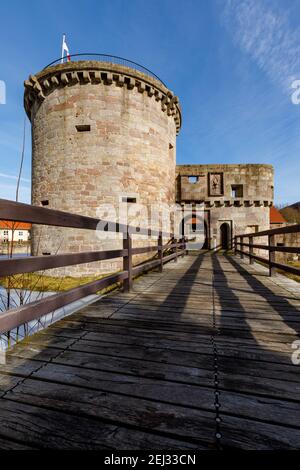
[224,253,300,336]
[0,253,299,450]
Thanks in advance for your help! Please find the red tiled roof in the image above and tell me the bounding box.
[270,207,286,224]
[0,220,32,230]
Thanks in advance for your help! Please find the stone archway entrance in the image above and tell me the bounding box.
[220,222,230,250]
[182,215,209,249]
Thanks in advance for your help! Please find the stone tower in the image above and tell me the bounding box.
[24,60,182,275]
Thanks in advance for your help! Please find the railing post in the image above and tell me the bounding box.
[158,232,163,273]
[123,230,132,291]
[240,236,244,259]
[234,236,237,255]
[174,237,178,263]
[181,237,185,257]
[249,235,254,264]
[269,234,275,277]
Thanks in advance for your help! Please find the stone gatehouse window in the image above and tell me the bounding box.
[188,176,198,184]
[231,184,243,198]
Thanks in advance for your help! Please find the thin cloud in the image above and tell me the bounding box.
[221,0,300,93]
[0,183,30,192]
[0,172,31,184]
[0,183,31,203]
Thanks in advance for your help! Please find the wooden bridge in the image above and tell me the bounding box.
[0,199,299,450]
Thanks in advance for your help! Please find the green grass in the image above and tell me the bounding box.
[281,260,300,283]
[0,247,165,294]
[0,272,117,293]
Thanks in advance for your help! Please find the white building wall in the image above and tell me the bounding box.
[0,229,30,243]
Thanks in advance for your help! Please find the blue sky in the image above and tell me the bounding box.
[0,0,300,205]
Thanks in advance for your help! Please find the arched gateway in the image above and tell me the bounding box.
[220,222,230,250]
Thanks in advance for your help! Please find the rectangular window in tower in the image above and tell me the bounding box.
[41,200,49,206]
[76,124,91,132]
[231,184,243,198]
[122,197,137,204]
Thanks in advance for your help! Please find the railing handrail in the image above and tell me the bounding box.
[237,223,300,239]
[0,198,175,238]
[234,223,300,278]
[43,53,167,88]
[237,242,300,254]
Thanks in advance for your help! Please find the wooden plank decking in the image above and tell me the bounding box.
[0,252,299,450]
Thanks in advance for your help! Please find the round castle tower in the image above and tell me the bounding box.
[24,58,182,276]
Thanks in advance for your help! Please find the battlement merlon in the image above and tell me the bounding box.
[23,61,182,135]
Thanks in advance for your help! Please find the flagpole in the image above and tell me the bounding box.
[61,33,65,63]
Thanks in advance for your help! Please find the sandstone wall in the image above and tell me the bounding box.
[25,61,181,276]
[176,164,274,249]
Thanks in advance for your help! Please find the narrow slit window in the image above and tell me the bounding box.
[76,124,91,132]
[169,143,174,161]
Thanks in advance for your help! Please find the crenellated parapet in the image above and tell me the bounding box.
[180,199,273,208]
[24,61,182,134]
[203,199,273,208]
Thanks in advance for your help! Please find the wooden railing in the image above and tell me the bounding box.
[0,198,186,335]
[234,223,300,277]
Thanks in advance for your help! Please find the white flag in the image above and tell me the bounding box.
[61,34,71,63]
